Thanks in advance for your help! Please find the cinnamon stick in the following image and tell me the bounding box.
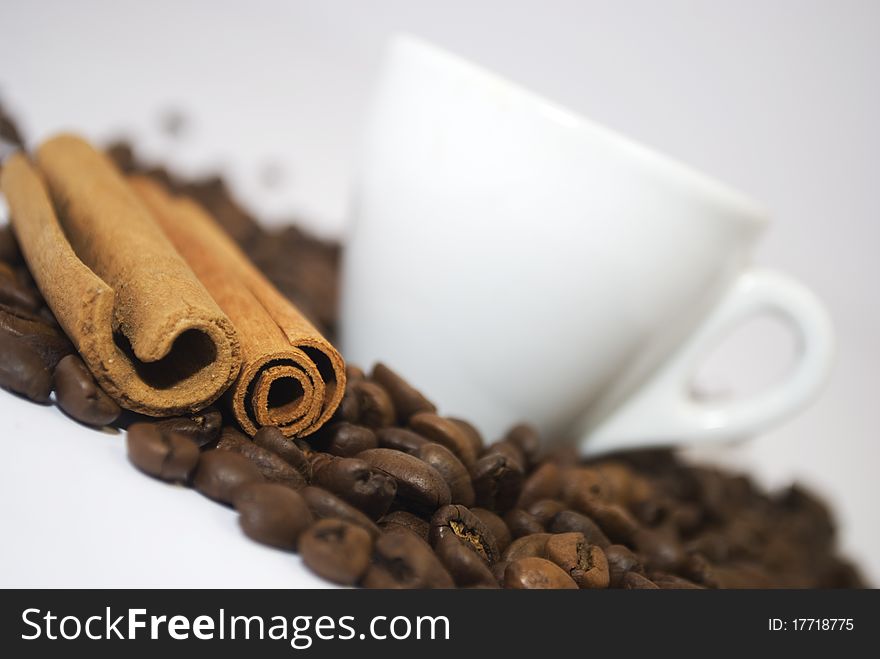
[130,177,345,437]
[0,137,242,415]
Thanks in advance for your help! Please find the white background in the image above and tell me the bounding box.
[0,0,877,586]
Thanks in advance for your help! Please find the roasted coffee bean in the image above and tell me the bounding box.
[434,534,498,588]
[429,504,500,564]
[299,486,380,538]
[560,467,613,511]
[527,499,566,527]
[127,422,201,483]
[545,533,610,589]
[504,557,578,589]
[491,560,509,585]
[311,422,378,457]
[633,527,685,572]
[542,445,580,466]
[504,423,542,467]
[447,417,484,457]
[155,407,222,448]
[483,440,526,471]
[331,386,360,423]
[0,306,73,370]
[376,427,429,453]
[414,442,474,506]
[0,332,52,403]
[310,454,397,519]
[0,263,40,311]
[370,363,436,423]
[502,533,551,561]
[217,427,307,490]
[253,426,312,480]
[471,452,523,513]
[409,412,478,470]
[361,529,454,589]
[649,572,705,589]
[299,519,372,586]
[350,380,395,428]
[605,544,644,588]
[471,508,512,554]
[550,510,611,549]
[357,448,451,513]
[378,510,430,542]
[516,462,562,509]
[53,354,120,427]
[234,483,313,549]
[621,571,659,589]
[588,502,641,544]
[594,460,652,506]
[0,225,22,264]
[193,449,263,503]
[503,509,544,538]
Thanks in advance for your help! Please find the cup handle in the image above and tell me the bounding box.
[584,267,834,454]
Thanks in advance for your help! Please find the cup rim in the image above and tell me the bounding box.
[389,33,770,226]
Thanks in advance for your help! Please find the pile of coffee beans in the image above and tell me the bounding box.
[0,102,865,588]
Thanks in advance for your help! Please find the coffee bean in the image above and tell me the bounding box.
[53,354,120,427]
[471,508,512,554]
[376,427,429,453]
[560,467,613,512]
[155,406,222,448]
[414,442,474,506]
[378,510,430,542]
[350,380,395,428]
[0,305,73,370]
[217,427,307,490]
[516,462,562,509]
[503,509,544,538]
[331,386,360,423]
[299,519,372,586]
[234,483,313,549]
[491,560,509,585]
[127,422,201,483]
[434,534,498,587]
[588,502,641,544]
[483,439,526,471]
[504,423,542,467]
[621,571,659,589]
[549,510,611,549]
[310,454,397,519]
[504,557,577,589]
[429,504,500,564]
[299,486,380,538]
[370,363,436,423]
[526,499,566,527]
[193,449,263,503]
[361,529,454,589]
[0,332,52,403]
[311,422,378,457]
[0,225,22,264]
[545,532,610,589]
[447,417,484,457]
[253,426,312,481]
[472,452,523,513]
[649,572,706,589]
[409,412,477,470]
[633,527,685,572]
[0,263,40,312]
[605,544,644,588]
[357,448,451,513]
[502,533,551,562]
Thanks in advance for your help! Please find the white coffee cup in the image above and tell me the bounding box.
[341,35,834,454]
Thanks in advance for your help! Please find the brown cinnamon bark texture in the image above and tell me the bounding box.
[130,177,345,437]
[0,137,242,415]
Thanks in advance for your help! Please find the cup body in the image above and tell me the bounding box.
[342,36,770,442]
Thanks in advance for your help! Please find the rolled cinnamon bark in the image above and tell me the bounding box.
[0,137,241,415]
[130,177,345,438]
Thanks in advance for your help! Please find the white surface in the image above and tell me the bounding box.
[0,0,877,586]
[342,36,833,453]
